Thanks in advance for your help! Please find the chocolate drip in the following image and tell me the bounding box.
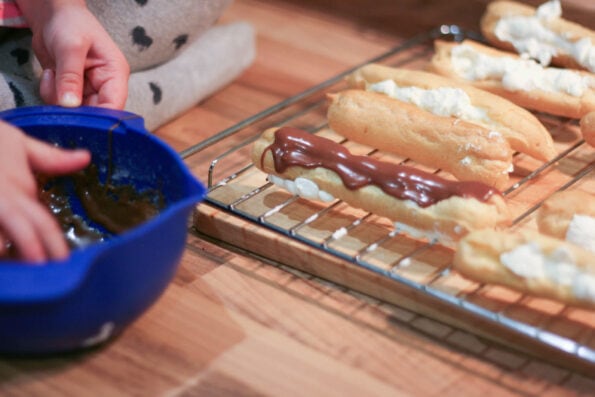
[263,127,501,208]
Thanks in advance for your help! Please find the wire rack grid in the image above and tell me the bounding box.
[187,25,595,373]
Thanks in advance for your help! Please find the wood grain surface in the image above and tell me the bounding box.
[1,1,595,396]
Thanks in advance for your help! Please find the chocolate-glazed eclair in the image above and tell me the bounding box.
[252,127,512,244]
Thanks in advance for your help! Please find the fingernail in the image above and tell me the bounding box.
[60,92,81,107]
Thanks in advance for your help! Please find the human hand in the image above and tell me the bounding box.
[0,121,91,262]
[17,0,129,109]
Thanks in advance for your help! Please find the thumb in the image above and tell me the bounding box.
[54,47,87,108]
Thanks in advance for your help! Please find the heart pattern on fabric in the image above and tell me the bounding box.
[131,26,153,51]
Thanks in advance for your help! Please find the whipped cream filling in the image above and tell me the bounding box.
[450,43,594,96]
[394,222,444,244]
[268,174,334,202]
[367,79,491,123]
[367,80,510,172]
[493,0,595,72]
[565,214,595,253]
[270,175,461,244]
[394,220,464,246]
[500,242,595,303]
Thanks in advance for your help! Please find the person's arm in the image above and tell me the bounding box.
[0,120,90,262]
[15,0,130,109]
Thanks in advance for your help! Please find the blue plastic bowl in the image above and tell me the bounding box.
[0,106,206,354]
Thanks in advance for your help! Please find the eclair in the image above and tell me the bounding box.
[454,229,595,309]
[252,126,512,244]
[581,111,595,147]
[327,89,514,189]
[431,39,595,119]
[537,190,595,253]
[346,64,556,162]
[480,0,595,72]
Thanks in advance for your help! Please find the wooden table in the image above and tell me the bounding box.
[1,1,594,395]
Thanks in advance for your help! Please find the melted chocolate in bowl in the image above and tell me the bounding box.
[0,165,165,259]
[38,165,165,251]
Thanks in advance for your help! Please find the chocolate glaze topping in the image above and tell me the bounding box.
[263,127,501,208]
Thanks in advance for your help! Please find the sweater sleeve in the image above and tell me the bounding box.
[0,0,27,27]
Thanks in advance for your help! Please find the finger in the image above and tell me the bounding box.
[0,123,40,197]
[86,52,129,110]
[54,42,88,107]
[30,34,53,70]
[0,230,9,258]
[0,200,46,262]
[22,199,69,261]
[39,68,57,105]
[94,73,129,110]
[25,136,91,175]
[82,92,100,107]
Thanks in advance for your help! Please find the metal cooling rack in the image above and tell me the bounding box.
[185,26,595,371]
